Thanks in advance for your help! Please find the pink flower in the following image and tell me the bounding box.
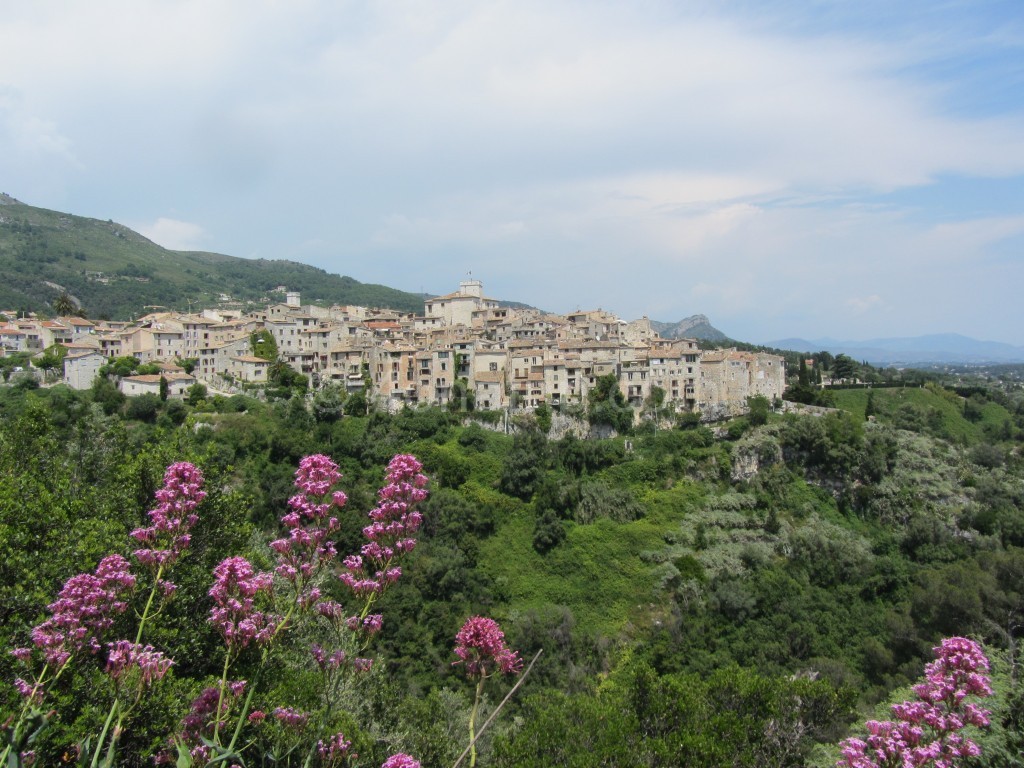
[837,637,992,768]
[339,454,428,599]
[272,455,346,608]
[181,683,246,744]
[29,554,136,666]
[105,640,173,687]
[382,754,421,768]
[13,678,41,704]
[208,557,277,650]
[131,462,206,574]
[272,706,309,730]
[453,616,522,678]
[318,732,354,765]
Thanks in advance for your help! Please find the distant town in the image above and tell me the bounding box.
[0,279,785,420]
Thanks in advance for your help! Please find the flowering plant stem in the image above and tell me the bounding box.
[0,661,62,766]
[453,649,543,768]
[89,561,165,768]
[468,676,485,768]
[213,601,296,754]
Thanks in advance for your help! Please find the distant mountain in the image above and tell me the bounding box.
[0,194,426,318]
[650,314,730,342]
[765,333,1024,365]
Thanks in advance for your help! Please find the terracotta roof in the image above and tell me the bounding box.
[123,373,195,384]
[474,371,503,383]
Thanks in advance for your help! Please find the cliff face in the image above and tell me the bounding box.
[650,314,729,342]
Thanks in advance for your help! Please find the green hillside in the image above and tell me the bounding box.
[833,384,1014,445]
[1,377,1023,764]
[0,194,425,318]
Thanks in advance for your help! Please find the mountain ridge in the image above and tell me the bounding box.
[649,314,730,342]
[765,332,1024,364]
[0,194,428,318]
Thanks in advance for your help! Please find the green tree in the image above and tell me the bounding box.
[33,344,68,380]
[125,393,161,422]
[587,373,633,433]
[186,382,208,406]
[533,507,567,554]
[644,385,667,426]
[832,354,858,381]
[312,384,345,423]
[499,430,548,500]
[344,389,369,416]
[90,376,125,415]
[250,329,278,361]
[51,291,78,317]
[864,390,876,420]
[175,357,198,374]
[798,357,810,386]
[747,395,770,426]
[534,401,552,433]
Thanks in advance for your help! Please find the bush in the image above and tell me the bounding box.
[125,394,162,422]
[186,383,208,407]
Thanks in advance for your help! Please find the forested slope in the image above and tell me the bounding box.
[0,194,425,317]
[0,381,1021,765]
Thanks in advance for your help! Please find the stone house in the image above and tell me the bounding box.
[63,350,106,390]
[119,372,195,398]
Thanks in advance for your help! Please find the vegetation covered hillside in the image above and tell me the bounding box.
[0,194,425,318]
[0,377,1022,765]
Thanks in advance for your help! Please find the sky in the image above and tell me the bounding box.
[2,1,1024,345]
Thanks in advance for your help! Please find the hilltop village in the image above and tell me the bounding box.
[0,279,784,420]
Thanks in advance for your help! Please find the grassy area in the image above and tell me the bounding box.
[833,385,1012,445]
[479,485,701,636]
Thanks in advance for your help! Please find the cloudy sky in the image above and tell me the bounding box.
[3,1,1023,344]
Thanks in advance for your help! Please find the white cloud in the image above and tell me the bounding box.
[923,215,1024,255]
[846,294,883,314]
[2,1,1023,343]
[135,218,207,251]
[0,89,79,163]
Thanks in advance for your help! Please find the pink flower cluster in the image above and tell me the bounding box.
[273,706,309,730]
[181,681,248,759]
[318,732,355,766]
[17,554,136,669]
[208,557,277,651]
[382,754,421,768]
[270,455,343,591]
[131,462,206,573]
[105,640,173,687]
[838,637,992,768]
[453,616,522,678]
[340,454,428,598]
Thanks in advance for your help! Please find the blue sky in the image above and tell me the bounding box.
[2,0,1023,344]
